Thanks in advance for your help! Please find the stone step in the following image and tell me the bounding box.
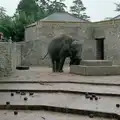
[0,110,116,120]
[80,60,112,66]
[0,83,120,95]
[70,65,120,76]
[0,92,119,115]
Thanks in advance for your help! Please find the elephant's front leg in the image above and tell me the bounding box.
[56,60,60,72]
[51,59,56,72]
[59,57,65,72]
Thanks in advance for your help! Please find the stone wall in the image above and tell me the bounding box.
[16,43,22,66]
[23,21,96,66]
[21,40,51,66]
[25,23,37,42]
[93,19,120,65]
[24,19,120,66]
[0,42,21,77]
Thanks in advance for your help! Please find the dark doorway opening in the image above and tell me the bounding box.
[95,38,105,60]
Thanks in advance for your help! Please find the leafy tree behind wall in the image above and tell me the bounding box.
[12,12,35,42]
[0,6,7,18]
[17,0,39,20]
[0,0,90,42]
[0,7,14,40]
[17,0,67,21]
[47,0,67,14]
[70,0,90,20]
[13,0,67,41]
[115,2,120,11]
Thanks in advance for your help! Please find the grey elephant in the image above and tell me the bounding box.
[43,34,83,72]
[70,41,82,65]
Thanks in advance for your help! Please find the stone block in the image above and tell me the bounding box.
[70,65,120,76]
[81,60,112,66]
[0,42,19,77]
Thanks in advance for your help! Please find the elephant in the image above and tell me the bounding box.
[43,34,83,72]
[69,41,83,65]
[48,34,73,72]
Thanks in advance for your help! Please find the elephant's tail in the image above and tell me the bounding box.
[42,52,48,60]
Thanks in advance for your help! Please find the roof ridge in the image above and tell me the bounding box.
[40,12,88,22]
[111,14,120,20]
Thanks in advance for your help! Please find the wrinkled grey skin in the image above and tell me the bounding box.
[48,34,73,72]
[48,34,83,72]
[70,41,82,65]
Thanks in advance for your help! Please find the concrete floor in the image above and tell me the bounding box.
[0,110,116,120]
[0,92,119,114]
[2,67,120,85]
[0,83,119,95]
[0,67,120,119]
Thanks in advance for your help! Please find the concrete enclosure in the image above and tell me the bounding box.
[1,12,120,73]
[0,42,21,77]
[24,15,120,66]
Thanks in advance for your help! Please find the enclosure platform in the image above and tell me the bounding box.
[80,60,112,66]
[70,59,120,76]
[70,65,120,76]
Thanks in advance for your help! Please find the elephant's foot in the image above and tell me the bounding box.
[52,69,56,72]
[59,70,64,73]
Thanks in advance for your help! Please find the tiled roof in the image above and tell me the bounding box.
[111,15,120,20]
[40,12,88,22]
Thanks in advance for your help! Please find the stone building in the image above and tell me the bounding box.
[23,12,120,66]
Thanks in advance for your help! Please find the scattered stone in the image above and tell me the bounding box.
[16,91,20,94]
[116,104,120,108]
[89,114,94,118]
[11,93,14,96]
[21,92,26,95]
[90,97,93,100]
[14,111,18,115]
[39,82,45,85]
[85,92,89,96]
[92,94,96,98]
[85,94,90,99]
[29,92,34,96]
[6,102,10,105]
[24,97,28,101]
[41,117,45,120]
[95,97,98,101]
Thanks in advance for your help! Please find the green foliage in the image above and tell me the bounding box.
[0,7,14,40]
[115,2,120,11]
[17,0,40,21]
[14,0,67,42]
[70,0,90,20]
[12,12,35,42]
[0,16,12,38]
[47,0,67,14]
[0,6,7,18]
[0,0,89,42]
[17,0,67,21]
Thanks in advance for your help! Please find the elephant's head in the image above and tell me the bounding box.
[60,35,74,57]
[70,40,83,65]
